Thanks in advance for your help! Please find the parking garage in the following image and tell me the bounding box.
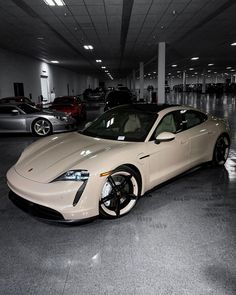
[0,1,236,295]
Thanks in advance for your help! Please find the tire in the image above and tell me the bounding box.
[99,165,141,218]
[212,134,230,166]
[32,118,52,136]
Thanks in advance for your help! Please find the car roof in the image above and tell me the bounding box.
[114,103,181,113]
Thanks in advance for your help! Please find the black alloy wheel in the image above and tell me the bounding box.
[213,135,230,166]
[99,165,141,218]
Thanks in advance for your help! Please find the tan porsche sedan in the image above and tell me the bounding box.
[7,104,230,223]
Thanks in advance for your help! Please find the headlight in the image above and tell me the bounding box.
[54,170,89,181]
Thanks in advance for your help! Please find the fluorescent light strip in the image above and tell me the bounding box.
[51,60,59,63]
[83,45,93,50]
[43,0,55,6]
[231,42,236,46]
[191,57,199,60]
[96,60,102,63]
[54,0,65,6]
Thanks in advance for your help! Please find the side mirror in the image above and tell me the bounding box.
[155,132,175,144]
[85,122,92,128]
[11,110,19,116]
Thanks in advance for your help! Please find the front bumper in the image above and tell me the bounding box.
[7,167,99,221]
[53,122,77,133]
[9,191,97,224]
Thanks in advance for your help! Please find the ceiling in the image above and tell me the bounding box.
[0,0,236,80]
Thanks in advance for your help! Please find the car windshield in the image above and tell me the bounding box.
[81,107,158,142]
[53,97,74,105]
[18,104,40,114]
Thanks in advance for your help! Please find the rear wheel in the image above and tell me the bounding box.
[212,135,230,166]
[99,166,141,218]
[32,118,52,136]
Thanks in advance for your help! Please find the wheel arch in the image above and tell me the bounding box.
[117,163,143,195]
[31,117,53,135]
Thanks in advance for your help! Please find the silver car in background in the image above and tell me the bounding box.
[0,103,76,136]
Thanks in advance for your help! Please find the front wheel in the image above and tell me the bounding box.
[212,135,230,166]
[99,166,141,218]
[32,118,52,136]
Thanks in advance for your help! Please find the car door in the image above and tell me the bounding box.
[0,106,27,132]
[146,111,191,189]
[182,110,210,165]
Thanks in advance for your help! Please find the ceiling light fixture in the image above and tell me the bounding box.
[189,68,194,70]
[208,63,214,66]
[231,42,236,46]
[226,66,232,69]
[191,57,199,60]
[51,60,59,63]
[43,0,55,6]
[96,60,102,63]
[43,0,65,6]
[101,66,106,69]
[172,64,177,67]
[83,45,93,50]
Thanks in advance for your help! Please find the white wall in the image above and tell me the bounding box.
[0,47,99,103]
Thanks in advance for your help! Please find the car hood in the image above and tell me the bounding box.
[14,132,128,183]
[39,109,67,117]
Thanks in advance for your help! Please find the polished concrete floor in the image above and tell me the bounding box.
[0,93,236,295]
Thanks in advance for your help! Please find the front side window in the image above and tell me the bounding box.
[0,106,17,114]
[18,104,39,114]
[184,110,207,129]
[151,111,184,140]
[81,107,158,142]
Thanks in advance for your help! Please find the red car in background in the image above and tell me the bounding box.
[51,96,86,122]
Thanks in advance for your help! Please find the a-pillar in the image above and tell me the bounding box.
[139,62,144,101]
[157,42,166,103]
[183,71,186,92]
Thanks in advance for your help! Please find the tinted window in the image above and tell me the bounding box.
[18,104,39,114]
[173,111,184,132]
[184,110,207,129]
[0,106,17,114]
[153,113,176,138]
[151,110,185,140]
[53,97,74,105]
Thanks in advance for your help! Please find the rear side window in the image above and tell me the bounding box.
[184,110,207,129]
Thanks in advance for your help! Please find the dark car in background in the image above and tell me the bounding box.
[104,90,133,111]
[0,96,35,106]
[50,96,86,122]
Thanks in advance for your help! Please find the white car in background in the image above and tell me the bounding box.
[7,104,230,223]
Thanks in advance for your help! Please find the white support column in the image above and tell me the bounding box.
[132,69,136,92]
[158,42,166,103]
[202,71,206,94]
[139,62,144,101]
[183,71,186,92]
